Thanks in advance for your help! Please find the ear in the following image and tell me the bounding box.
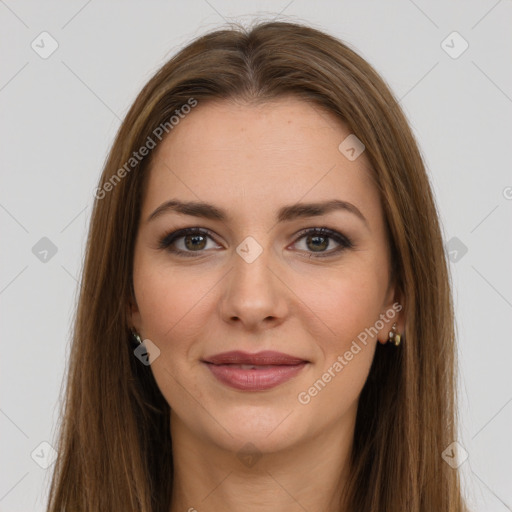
[376,284,406,346]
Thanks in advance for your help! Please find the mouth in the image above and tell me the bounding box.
[202,351,309,391]
[202,350,308,366]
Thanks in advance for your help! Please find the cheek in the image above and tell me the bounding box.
[133,255,210,345]
[305,262,386,348]
[295,272,381,415]
[132,258,215,408]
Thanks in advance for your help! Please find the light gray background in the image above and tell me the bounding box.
[1,1,511,511]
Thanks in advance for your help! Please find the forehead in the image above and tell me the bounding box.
[142,97,381,225]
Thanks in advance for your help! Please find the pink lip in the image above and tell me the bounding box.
[202,351,308,391]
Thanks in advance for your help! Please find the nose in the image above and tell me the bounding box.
[218,240,289,332]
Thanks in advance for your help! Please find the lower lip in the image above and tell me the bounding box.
[204,362,307,391]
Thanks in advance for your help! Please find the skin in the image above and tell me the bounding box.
[129,96,404,512]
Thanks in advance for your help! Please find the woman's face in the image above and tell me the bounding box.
[130,97,400,454]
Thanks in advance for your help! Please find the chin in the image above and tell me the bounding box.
[204,404,308,454]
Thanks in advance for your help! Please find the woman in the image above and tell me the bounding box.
[47,20,470,511]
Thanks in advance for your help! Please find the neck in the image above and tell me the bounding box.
[169,407,356,512]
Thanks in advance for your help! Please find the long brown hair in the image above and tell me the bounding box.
[46,20,469,511]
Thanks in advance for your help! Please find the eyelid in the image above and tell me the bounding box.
[291,227,354,258]
[157,227,220,252]
[293,227,352,246]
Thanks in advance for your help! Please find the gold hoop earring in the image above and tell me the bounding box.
[131,330,143,345]
[388,322,402,346]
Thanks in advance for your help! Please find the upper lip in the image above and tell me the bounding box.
[203,350,308,365]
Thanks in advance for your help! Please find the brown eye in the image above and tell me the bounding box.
[305,233,329,252]
[158,227,353,259]
[293,228,353,258]
[183,233,207,251]
[158,228,219,257]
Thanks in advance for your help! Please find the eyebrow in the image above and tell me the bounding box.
[147,199,369,228]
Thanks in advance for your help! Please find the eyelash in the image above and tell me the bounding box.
[157,227,354,258]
